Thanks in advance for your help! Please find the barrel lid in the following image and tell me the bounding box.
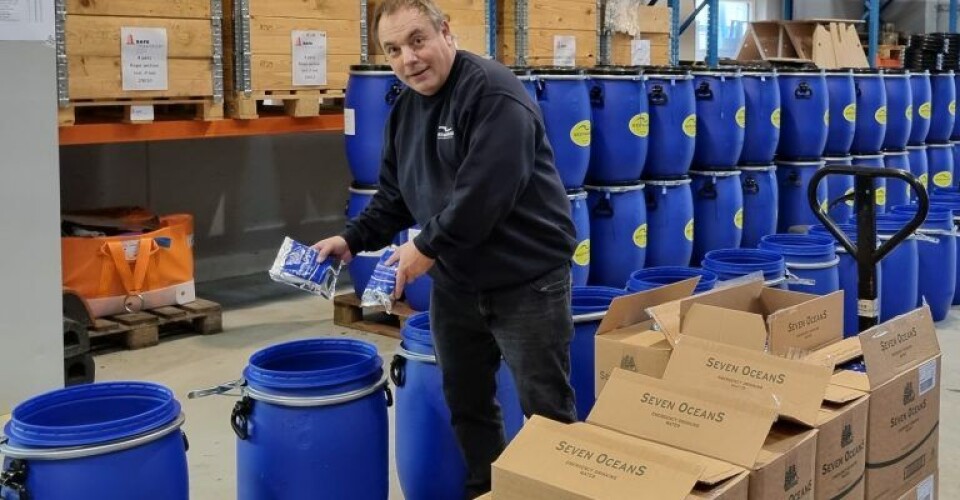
[584,181,644,192]
[774,67,822,75]
[643,66,692,78]
[929,69,955,75]
[909,70,931,76]
[645,177,692,186]
[882,68,910,76]
[690,67,742,77]
[530,66,584,76]
[775,159,827,166]
[882,149,909,156]
[822,155,854,160]
[586,65,641,76]
[927,142,954,149]
[850,68,883,75]
[566,188,588,200]
[350,64,393,73]
[739,164,777,171]
[906,144,928,150]
[850,153,885,160]
[823,68,853,74]
[689,169,741,177]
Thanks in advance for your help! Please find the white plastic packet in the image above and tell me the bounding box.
[361,247,398,313]
[269,237,342,299]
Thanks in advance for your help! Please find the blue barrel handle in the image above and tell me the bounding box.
[743,175,760,195]
[592,194,615,217]
[589,84,604,106]
[649,84,668,106]
[231,396,254,441]
[389,354,406,387]
[0,459,28,500]
[695,80,714,100]
[697,179,718,200]
[788,169,803,187]
[645,190,658,211]
[535,78,546,99]
[795,81,813,99]
[855,81,862,97]
[385,80,404,105]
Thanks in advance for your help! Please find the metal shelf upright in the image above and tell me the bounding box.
[668,0,720,67]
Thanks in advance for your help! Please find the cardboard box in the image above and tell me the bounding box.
[814,386,869,500]
[750,422,818,499]
[896,470,937,500]
[647,279,843,356]
[810,307,941,500]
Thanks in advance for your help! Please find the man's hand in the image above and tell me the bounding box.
[311,236,354,264]
[386,241,435,299]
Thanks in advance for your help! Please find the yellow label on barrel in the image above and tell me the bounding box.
[824,110,830,125]
[633,224,648,248]
[771,108,781,128]
[920,173,929,189]
[875,187,887,207]
[573,239,591,266]
[875,106,887,125]
[906,104,914,121]
[950,100,957,116]
[845,187,855,207]
[934,171,953,187]
[629,113,650,137]
[685,219,694,241]
[734,208,743,229]
[682,114,697,137]
[570,120,591,147]
[736,106,746,128]
[919,102,932,119]
[843,103,857,122]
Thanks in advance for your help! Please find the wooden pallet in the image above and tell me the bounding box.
[226,89,345,119]
[332,293,416,339]
[90,298,223,351]
[59,98,224,126]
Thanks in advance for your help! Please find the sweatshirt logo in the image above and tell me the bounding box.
[437,125,455,140]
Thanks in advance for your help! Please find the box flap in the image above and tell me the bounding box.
[857,305,941,388]
[493,416,703,500]
[766,291,844,356]
[753,425,818,468]
[597,280,698,336]
[648,279,765,346]
[588,369,777,468]
[662,335,833,426]
[681,303,768,351]
[830,371,871,392]
[804,337,862,368]
[822,384,868,404]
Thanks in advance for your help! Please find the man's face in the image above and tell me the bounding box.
[378,7,456,96]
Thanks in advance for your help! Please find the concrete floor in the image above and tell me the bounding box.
[90,276,959,499]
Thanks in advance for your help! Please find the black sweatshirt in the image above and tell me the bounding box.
[341,51,576,291]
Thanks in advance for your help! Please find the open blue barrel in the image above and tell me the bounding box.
[758,233,839,296]
[587,66,647,183]
[346,184,391,299]
[881,69,912,152]
[928,70,956,143]
[233,338,390,499]
[392,313,523,499]
[850,69,887,155]
[0,382,188,500]
[402,226,431,311]
[777,69,828,159]
[824,156,855,223]
[702,248,787,288]
[889,205,958,321]
[740,165,779,248]
[645,68,696,178]
[824,69,857,156]
[907,145,930,199]
[691,69,745,169]
[568,189,591,286]
[927,142,955,190]
[739,69,780,165]
[929,191,960,304]
[884,150,912,208]
[585,182,647,287]
[690,170,743,264]
[809,224,882,336]
[532,67,591,189]
[909,70,932,145]
[626,266,717,294]
[571,286,627,420]
[345,65,404,185]
[851,154,888,213]
[510,66,539,105]
[645,178,694,267]
[776,159,827,232]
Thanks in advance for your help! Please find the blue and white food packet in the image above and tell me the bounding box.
[269,237,342,299]
[361,247,398,313]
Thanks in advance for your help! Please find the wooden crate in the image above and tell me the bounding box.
[90,298,223,351]
[332,293,415,339]
[608,5,671,66]
[366,0,490,62]
[222,0,361,119]
[58,0,224,126]
[498,0,597,66]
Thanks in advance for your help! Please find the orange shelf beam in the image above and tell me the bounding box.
[59,113,345,146]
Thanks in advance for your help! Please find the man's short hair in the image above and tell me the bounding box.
[373,0,448,46]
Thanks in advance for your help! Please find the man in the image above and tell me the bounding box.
[312,1,577,496]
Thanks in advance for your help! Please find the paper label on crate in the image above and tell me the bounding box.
[129,105,154,122]
[917,474,935,500]
[292,30,328,86]
[121,240,141,261]
[343,108,356,136]
[553,35,576,67]
[918,359,937,396]
[631,38,651,65]
[120,27,168,91]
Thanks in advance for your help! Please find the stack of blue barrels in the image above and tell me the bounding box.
[738,66,781,248]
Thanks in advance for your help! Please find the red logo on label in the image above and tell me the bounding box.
[125,34,135,45]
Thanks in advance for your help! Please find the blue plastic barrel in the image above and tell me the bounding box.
[571,286,627,420]
[0,382,188,500]
[824,156,855,223]
[881,69,912,152]
[739,69,781,165]
[236,338,390,500]
[809,224,880,336]
[532,67,591,188]
[851,70,888,154]
[824,69,857,156]
[392,313,523,499]
[587,66,647,183]
[907,145,930,198]
[927,142,955,190]
[701,248,787,288]
[645,68,696,178]
[345,65,404,185]
[690,170,744,264]
[759,234,839,295]
[740,165,779,248]
[929,192,960,304]
[909,70,932,145]
[402,226,431,311]
[851,154,888,213]
[511,66,539,105]
[928,70,956,143]
[692,69,745,169]
[889,205,958,321]
[954,72,960,139]
[644,178,694,267]
[872,215,920,322]
[585,183,647,287]
[568,189,591,286]
[954,141,960,184]
[777,69,828,160]
[775,159,827,232]
[884,150,912,209]
[347,184,390,299]
[626,266,717,294]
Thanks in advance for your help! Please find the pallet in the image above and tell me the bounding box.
[59,98,224,127]
[89,298,223,351]
[226,89,345,119]
[332,293,416,339]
